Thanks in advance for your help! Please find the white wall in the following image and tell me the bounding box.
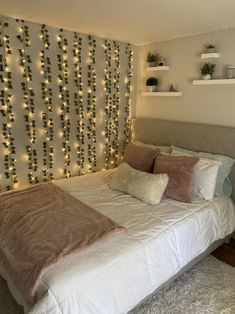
[136,28,235,127]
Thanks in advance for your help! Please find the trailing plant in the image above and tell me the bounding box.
[201,62,216,76]
[146,77,158,86]
[206,44,215,49]
[146,51,160,63]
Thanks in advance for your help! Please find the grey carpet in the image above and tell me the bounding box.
[0,256,234,314]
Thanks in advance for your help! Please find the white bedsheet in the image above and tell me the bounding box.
[2,170,235,314]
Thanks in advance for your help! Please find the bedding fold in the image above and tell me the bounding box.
[0,182,125,303]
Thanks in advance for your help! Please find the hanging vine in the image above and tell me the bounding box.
[0,18,18,190]
[124,43,133,147]
[112,40,120,166]
[57,28,71,178]
[103,39,112,169]
[87,35,97,173]
[73,32,84,175]
[40,24,54,181]
[16,19,38,185]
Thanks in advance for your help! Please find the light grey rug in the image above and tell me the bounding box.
[0,256,234,314]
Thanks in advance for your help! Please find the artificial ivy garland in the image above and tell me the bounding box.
[73,32,84,174]
[124,44,133,147]
[87,35,97,172]
[57,28,71,178]
[103,39,112,169]
[40,24,54,181]
[16,19,38,185]
[0,17,18,190]
[112,41,121,166]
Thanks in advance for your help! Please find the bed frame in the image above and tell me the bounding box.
[130,117,235,311]
[132,117,235,203]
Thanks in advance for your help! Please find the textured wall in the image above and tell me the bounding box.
[0,15,137,191]
[136,28,235,127]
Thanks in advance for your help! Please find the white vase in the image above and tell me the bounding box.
[202,74,212,80]
[148,86,157,92]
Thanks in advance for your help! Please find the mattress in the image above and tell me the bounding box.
[1,169,235,314]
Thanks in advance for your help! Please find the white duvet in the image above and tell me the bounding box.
[2,169,235,314]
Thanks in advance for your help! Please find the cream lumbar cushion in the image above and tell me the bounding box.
[109,163,169,205]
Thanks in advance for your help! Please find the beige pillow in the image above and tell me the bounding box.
[109,163,169,205]
[123,142,160,173]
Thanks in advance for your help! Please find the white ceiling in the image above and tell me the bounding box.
[1,0,235,45]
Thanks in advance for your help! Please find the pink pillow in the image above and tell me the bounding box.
[153,154,199,203]
[123,142,160,173]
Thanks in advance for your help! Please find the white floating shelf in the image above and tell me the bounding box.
[141,92,182,97]
[200,52,220,59]
[193,79,235,85]
[146,66,169,72]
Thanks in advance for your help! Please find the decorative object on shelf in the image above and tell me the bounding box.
[158,56,166,67]
[146,51,160,67]
[200,62,216,80]
[226,65,235,79]
[169,84,177,92]
[146,77,158,92]
[206,44,216,53]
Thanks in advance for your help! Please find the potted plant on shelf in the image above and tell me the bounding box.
[206,44,216,53]
[201,62,216,80]
[146,51,160,67]
[146,77,158,92]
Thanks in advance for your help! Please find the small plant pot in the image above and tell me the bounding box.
[202,74,212,80]
[148,61,157,67]
[206,48,216,53]
[148,86,158,92]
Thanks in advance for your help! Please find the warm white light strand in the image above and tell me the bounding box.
[57,28,71,178]
[16,19,38,185]
[0,17,18,190]
[40,24,54,181]
[73,32,84,174]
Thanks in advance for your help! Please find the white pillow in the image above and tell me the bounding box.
[109,163,169,205]
[172,150,221,201]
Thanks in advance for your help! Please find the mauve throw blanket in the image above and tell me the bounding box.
[0,182,125,303]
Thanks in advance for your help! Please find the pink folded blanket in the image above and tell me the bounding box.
[0,182,125,303]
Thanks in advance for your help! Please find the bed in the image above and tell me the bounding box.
[1,118,235,314]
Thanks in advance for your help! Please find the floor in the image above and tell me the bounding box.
[212,237,235,267]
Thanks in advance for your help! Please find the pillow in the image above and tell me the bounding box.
[153,154,199,203]
[191,158,221,201]
[134,141,171,154]
[109,163,169,205]
[171,146,234,197]
[123,142,160,172]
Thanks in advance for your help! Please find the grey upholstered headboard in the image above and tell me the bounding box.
[132,118,235,203]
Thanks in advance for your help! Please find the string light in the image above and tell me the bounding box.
[40,24,54,181]
[124,43,133,148]
[57,28,71,178]
[87,35,97,173]
[103,39,111,169]
[0,17,134,190]
[16,19,38,185]
[0,17,18,190]
[73,32,84,175]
